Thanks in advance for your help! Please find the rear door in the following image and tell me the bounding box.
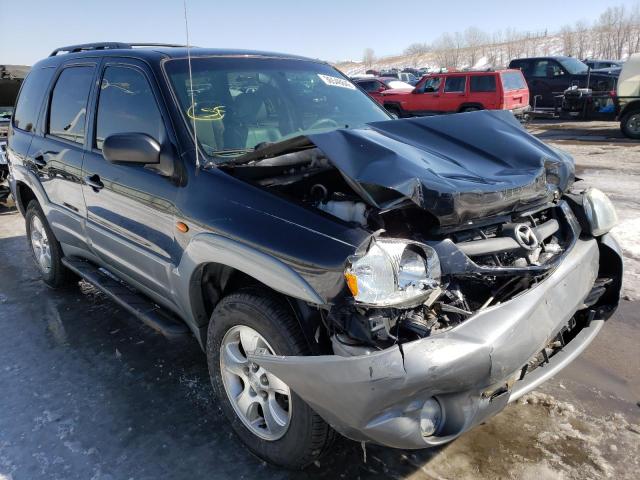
[81,58,181,298]
[27,62,97,249]
[500,71,529,110]
[440,75,467,112]
[469,74,499,109]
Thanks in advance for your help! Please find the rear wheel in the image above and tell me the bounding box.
[461,106,481,113]
[620,110,640,139]
[25,201,76,288]
[206,290,334,469]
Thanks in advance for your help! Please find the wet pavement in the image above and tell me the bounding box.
[0,123,639,479]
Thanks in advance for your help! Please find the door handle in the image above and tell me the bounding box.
[33,154,47,168]
[84,174,104,192]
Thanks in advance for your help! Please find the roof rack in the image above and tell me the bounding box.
[49,42,188,57]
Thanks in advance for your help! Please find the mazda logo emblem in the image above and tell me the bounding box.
[514,224,539,250]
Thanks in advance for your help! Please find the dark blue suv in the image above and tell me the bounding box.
[7,43,623,469]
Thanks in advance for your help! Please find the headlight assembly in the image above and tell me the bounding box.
[345,238,440,307]
[583,187,618,236]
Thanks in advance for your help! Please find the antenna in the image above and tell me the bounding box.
[183,0,200,169]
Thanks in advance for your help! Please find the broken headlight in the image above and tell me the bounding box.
[583,188,617,236]
[345,239,440,307]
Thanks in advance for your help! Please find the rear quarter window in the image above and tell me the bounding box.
[501,72,527,91]
[12,67,55,133]
[470,75,496,92]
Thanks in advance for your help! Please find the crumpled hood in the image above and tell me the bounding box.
[307,110,574,227]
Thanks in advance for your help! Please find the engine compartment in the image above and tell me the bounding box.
[222,144,580,353]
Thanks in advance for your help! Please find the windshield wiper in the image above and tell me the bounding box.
[216,135,314,166]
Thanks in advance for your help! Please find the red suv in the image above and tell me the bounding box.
[379,69,530,117]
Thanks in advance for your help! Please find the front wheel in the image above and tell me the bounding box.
[620,110,640,139]
[25,200,76,288]
[206,290,334,469]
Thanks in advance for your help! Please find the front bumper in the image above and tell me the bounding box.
[511,104,531,117]
[250,234,622,449]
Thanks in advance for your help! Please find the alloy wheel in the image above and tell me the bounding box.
[220,325,292,441]
[30,215,52,273]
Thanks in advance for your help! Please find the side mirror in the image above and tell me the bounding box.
[103,133,160,165]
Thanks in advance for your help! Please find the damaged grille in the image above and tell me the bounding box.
[450,202,577,270]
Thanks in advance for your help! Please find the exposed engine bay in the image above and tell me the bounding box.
[219,112,581,352]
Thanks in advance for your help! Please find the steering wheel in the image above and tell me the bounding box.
[308,118,339,130]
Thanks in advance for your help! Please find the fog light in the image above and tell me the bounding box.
[420,398,443,437]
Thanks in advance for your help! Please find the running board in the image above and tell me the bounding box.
[62,257,190,338]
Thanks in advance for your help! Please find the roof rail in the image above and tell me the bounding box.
[49,42,188,57]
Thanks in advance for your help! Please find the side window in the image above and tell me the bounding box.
[95,66,164,150]
[533,60,564,78]
[359,81,376,92]
[444,76,466,93]
[532,60,549,77]
[423,77,441,93]
[13,67,56,133]
[48,66,94,144]
[470,75,497,92]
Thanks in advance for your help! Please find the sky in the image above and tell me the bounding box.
[0,0,637,65]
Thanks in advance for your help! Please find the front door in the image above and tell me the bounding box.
[530,59,568,107]
[411,76,442,114]
[81,59,181,298]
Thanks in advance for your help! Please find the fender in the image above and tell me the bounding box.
[11,163,50,214]
[173,232,326,330]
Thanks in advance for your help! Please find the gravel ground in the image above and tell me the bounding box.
[0,120,638,479]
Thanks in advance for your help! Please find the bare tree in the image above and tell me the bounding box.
[362,48,376,68]
[625,4,640,56]
[464,27,488,67]
[574,20,590,59]
[560,25,575,56]
[404,42,430,67]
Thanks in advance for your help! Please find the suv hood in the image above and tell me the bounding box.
[306,110,574,227]
[380,88,413,96]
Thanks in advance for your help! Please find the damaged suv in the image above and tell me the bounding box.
[7,44,623,469]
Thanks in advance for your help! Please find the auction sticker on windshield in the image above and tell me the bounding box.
[317,74,356,90]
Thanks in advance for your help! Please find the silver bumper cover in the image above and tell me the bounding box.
[250,236,616,449]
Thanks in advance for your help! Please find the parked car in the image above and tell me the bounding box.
[398,71,419,85]
[0,65,29,183]
[583,59,624,71]
[379,69,530,117]
[8,43,622,469]
[509,56,618,108]
[352,76,413,103]
[616,53,640,139]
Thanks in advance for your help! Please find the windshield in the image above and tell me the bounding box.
[0,106,13,120]
[164,57,390,160]
[558,57,589,75]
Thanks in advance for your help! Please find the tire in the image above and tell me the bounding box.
[206,290,335,469]
[25,200,76,288]
[620,110,640,139]
[385,105,403,118]
[461,106,481,113]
